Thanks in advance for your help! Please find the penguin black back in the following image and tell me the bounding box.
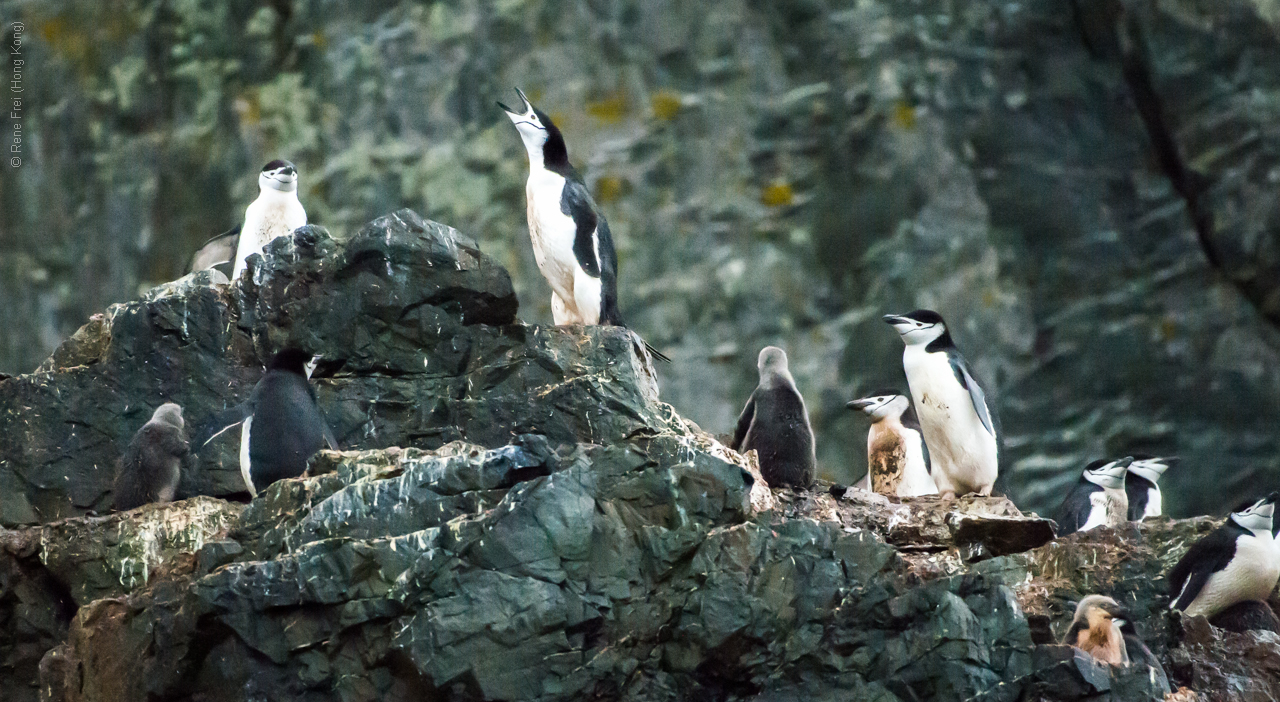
[248,349,333,489]
[113,403,188,511]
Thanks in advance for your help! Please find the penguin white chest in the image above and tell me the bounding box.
[234,192,307,277]
[902,348,997,494]
[525,170,580,297]
[1185,533,1280,617]
[1081,487,1128,531]
[1144,487,1162,518]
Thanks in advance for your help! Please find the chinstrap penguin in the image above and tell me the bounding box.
[883,310,998,498]
[1167,496,1280,619]
[729,346,815,489]
[1125,454,1176,520]
[113,403,188,511]
[231,160,307,280]
[196,348,337,496]
[846,390,936,497]
[498,88,668,362]
[1053,456,1133,536]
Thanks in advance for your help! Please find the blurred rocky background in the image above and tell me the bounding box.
[3,0,1280,517]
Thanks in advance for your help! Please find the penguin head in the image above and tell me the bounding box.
[883,310,948,347]
[1082,456,1133,490]
[847,390,909,422]
[498,88,567,166]
[1071,594,1127,631]
[267,348,315,376]
[1229,497,1275,535]
[151,402,184,429]
[1127,454,1176,484]
[757,346,790,374]
[259,159,299,193]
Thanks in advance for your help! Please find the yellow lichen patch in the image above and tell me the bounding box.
[761,181,794,207]
[586,93,628,124]
[651,90,682,121]
[892,100,917,130]
[1160,317,1177,341]
[595,175,626,204]
[311,31,328,49]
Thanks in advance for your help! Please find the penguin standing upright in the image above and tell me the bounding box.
[231,160,307,279]
[1168,496,1280,618]
[498,89,667,362]
[113,403,188,511]
[846,390,936,497]
[1125,455,1176,520]
[883,310,998,497]
[196,349,337,496]
[729,347,815,489]
[1053,457,1133,536]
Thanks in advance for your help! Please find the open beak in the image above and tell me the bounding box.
[497,87,533,116]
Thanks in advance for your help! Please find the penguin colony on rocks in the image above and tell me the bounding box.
[86,87,1280,681]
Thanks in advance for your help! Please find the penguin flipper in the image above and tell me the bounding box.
[322,420,339,451]
[643,342,671,364]
[1053,485,1091,536]
[192,403,251,449]
[189,223,242,272]
[1168,529,1236,610]
[730,395,756,451]
[950,356,995,436]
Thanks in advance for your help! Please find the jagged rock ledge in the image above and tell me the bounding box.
[1,211,1277,701]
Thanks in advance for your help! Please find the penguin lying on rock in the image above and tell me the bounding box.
[1168,495,1280,619]
[846,390,936,497]
[1054,457,1132,536]
[1064,595,1169,692]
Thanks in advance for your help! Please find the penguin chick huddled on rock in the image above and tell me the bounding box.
[231,160,307,279]
[196,349,337,497]
[1064,595,1130,666]
[846,390,936,497]
[1126,454,1176,520]
[113,403,188,511]
[1054,456,1132,536]
[729,346,815,489]
[883,310,998,498]
[1168,495,1280,619]
[498,88,667,362]
[1065,594,1169,691]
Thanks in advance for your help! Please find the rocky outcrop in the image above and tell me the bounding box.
[2,216,1277,701]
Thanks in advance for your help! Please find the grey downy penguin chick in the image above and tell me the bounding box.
[729,346,816,489]
[1054,457,1132,536]
[498,88,668,362]
[883,310,998,497]
[113,403,188,511]
[846,390,936,497]
[1168,496,1280,619]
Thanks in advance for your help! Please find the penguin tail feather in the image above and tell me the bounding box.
[644,342,672,364]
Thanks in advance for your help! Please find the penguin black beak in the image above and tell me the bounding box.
[846,399,874,412]
[498,88,534,116]
[882,314,909,326]
[1116,456,1135,469]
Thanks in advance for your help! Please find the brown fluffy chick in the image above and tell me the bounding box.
[1063,595,1130,666]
